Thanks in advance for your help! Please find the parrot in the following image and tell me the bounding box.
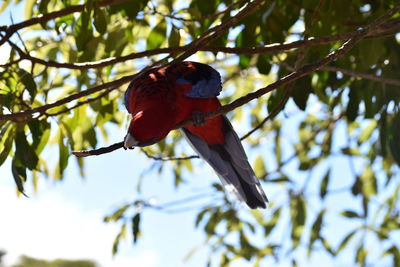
[123,61,268,209]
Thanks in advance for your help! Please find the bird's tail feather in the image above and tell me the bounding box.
[182,116,268,209]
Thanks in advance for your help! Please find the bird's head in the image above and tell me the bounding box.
[124,107,175,149]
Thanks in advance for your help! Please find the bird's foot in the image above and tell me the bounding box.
[192,111,206,126]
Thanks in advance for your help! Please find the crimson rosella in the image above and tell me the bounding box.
[123,61,268,209]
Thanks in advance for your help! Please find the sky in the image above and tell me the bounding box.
[0,2,399,267]
[0,142,213,267]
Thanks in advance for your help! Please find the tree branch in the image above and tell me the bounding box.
[71,141,125,157]
[3,19,399,70]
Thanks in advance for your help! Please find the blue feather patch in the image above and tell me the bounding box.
[124,86,132,111]
[176,64,222,98]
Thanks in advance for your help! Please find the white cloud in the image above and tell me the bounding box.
[0,184,157,267]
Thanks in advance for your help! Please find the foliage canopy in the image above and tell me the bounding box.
[0,0,399,266]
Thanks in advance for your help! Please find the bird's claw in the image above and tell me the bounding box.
[192,111,206,126]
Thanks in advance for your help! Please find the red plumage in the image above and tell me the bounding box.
[124,61,268,209]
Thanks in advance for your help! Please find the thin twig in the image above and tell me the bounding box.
[321,66,400,87]
[240,89,291,140]
[141,148,199,161]
[71,142,124,157]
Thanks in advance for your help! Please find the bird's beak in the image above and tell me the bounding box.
[124,133,139,149]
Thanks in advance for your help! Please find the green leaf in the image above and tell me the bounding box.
[104,204,130,222]
[11,159,27,195]
[336,230,357,254]
[58,130,69,178]
[75,7,93,51]
[292,76,312,111]
[341,210,361,218]
[93,7,108,35]
[132,213,141,244]
[109,0,148,18]
[18,69,37,99]
[358,39,383,69]
[204,207,221,235]
[358,120,377,145]
[264,207,281,235]
[388,113,400,165]
[355,244,366,264]
[25,0,36,19]
[360,166,377,198]
[379,109,388,157]
[83,126,97,148]
[290,196,306,248]
[346,86,360,122]
[0,123,15,166]
[239,231,254,261]
[381,246,400,265]
[34,125,51,155]
[253,156,266,177]
[168,25,181,47]
[0,0,11,14]
[190,0,216,16]
[257,54,271,75]
[239,55,251,69]
[28,120,50,154]
[112,223,127,255]
[319,168,330,199]
[195,207,211,227]
[15,129,39,170]
[146,19,167,50]
[320,236,335,256]
[308,209,325,257]
[351,176,362,196]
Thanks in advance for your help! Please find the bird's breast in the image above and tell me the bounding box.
[174,94,225,145]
